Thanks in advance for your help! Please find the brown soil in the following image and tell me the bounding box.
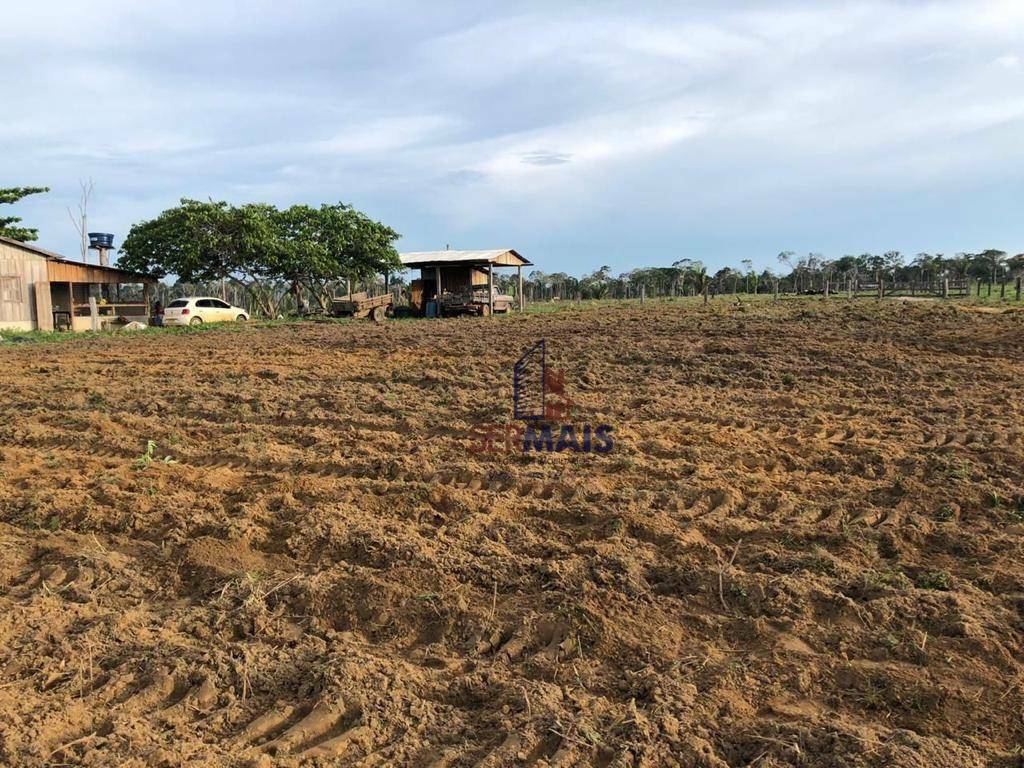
[1,300,1022,767]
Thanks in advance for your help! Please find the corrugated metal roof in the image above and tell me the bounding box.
[0,235,154,281]
[0,235,67,261]
[400,249,531,267]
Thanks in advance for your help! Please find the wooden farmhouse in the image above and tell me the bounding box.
[0,236,155,332]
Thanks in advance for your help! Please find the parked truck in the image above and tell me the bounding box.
[439,285,513,316]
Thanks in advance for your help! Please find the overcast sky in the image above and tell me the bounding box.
[2,0,1023,276]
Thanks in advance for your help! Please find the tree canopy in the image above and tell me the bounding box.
[119,199,401,316]
[0,186,49,242]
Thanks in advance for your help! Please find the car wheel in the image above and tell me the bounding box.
[236,314,247,322]
[189,317,203,326]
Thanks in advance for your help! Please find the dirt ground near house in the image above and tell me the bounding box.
[0,300,1022,768]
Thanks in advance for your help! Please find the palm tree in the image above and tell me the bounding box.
[979,249,1007,295]
[741,259,756,294]
[696,266,710,304]
[834,255,859,294]
[883,251,903,284]
[911,252,932,288]
[778,251,795,293]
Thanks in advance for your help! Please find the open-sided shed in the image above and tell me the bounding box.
[400,249,531,315]
[0,236,155,331]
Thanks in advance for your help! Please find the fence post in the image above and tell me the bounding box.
[942,278,949,299]
[1016,276,1022,302]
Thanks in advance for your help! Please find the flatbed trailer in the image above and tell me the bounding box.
[439,288,512,317]
[330,292,393,321]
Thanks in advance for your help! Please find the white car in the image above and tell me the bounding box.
[163,297,249,326]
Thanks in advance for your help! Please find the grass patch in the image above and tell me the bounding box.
[915,570,952,591]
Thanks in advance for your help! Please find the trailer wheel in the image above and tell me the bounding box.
[371,305,387,323]
[480,304,491,317]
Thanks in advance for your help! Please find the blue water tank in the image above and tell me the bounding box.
[88,232,114,249]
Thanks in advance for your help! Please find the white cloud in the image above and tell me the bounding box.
[2,0,1024,271]
[310,115,458,155]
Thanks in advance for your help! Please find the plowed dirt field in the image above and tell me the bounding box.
[1,300,1022,767]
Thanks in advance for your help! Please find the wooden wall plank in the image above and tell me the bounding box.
[34,281,53,331]
[0,243,47,326]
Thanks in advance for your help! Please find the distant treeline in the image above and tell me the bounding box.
[518,250,1024,301]
[148,248,1024,317]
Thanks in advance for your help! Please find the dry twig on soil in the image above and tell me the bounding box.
[717,539,742,611]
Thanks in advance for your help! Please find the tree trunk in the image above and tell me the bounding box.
[291,280,306,315]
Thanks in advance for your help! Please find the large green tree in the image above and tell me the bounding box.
[0,186,49,241]
[119,198,401,317]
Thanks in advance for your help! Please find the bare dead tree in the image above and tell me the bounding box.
[67,179,94,263]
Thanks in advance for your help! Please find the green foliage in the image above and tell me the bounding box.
[119,199,401,317]
[0,186,49,241]
[119,199,278,284]
[915,570,952,591]
[133,440,175,471]
[946,459,972,482]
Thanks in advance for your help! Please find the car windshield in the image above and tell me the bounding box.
[167,299,189,308]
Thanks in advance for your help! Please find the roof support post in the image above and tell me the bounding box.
[518,265,524,312]
[89,295,99,331]
[436,266,444,317]
[488,264,494,316]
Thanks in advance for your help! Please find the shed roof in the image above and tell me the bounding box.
[0,236,155,283]
[400,249,531,268]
